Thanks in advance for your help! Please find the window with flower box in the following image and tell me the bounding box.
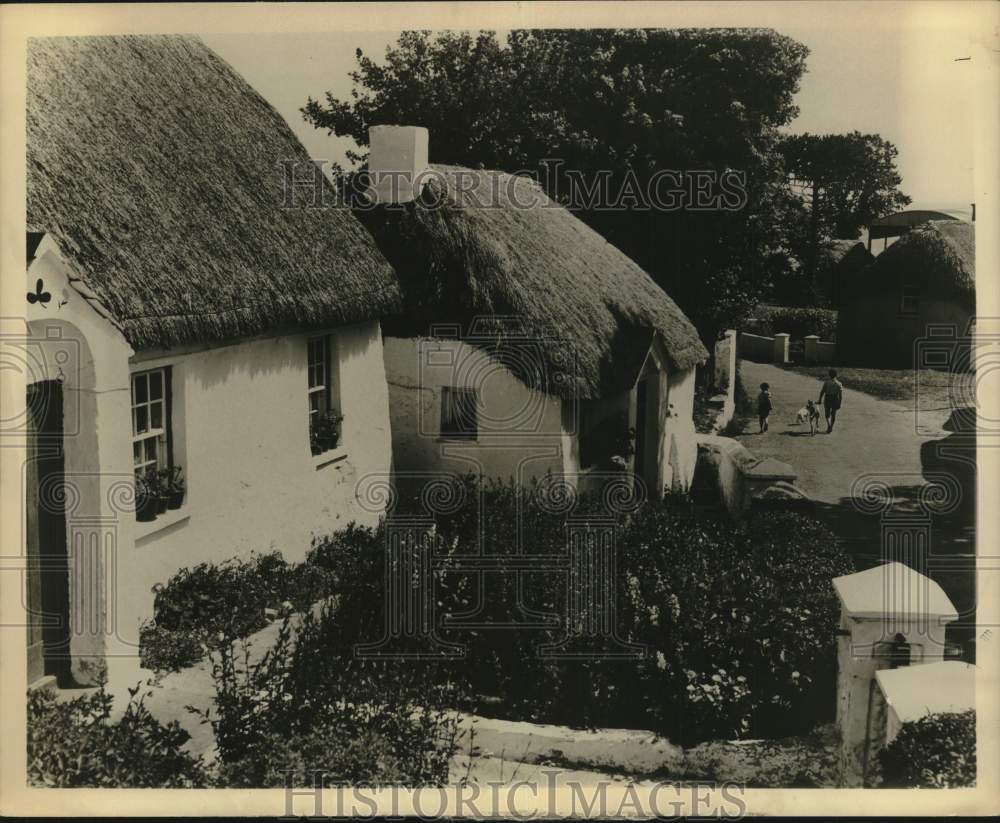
[308,335,342,455]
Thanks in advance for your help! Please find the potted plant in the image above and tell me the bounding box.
[162,465,185,510]
[134,472,159,522]
[152,471,169,514]
[309,411,343,455]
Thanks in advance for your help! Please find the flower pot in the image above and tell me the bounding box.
[136,495,158,522]
[156,494,169,514]
[167,489,185,510]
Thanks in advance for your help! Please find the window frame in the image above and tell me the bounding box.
[307,333,343,455]
[131,366,172,481]
[307,335,332,421]
[900,286,921,316]
[439,386,479,441]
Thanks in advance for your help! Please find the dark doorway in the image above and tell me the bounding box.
[25,380,71,686]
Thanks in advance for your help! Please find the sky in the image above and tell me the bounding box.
[202,4,984,210]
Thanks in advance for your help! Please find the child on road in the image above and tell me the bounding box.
[757,382,773,433]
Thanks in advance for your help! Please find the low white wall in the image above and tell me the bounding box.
[128,320,393,622]
[737,331,774,362]
[805,336,837,364]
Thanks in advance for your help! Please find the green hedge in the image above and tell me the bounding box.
[879,710,976,788]
[750,305,838,341]
[27,683,207,787]
[140,551,336,672]
[319,477,853,745]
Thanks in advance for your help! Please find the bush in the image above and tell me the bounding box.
[750,305,838,341]
[312,477,852,745]
[141,551,336,673]
[139,620,205,673]
[879,710,976,788]
[27,681,207,787]
[618,505,852,743]
[195,604,464,787]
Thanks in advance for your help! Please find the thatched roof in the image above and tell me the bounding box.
[823,239,872,270]
[821,240,874,306]
[27,36,399,350]
[357,165,707,399]
[858,220,975,306]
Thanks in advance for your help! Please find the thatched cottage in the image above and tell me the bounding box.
[356,126,707,501]
[819,240,875,308]
[837,220,975,367]
[24,36,399,690]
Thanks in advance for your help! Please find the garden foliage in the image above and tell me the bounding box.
[878,710,976,788]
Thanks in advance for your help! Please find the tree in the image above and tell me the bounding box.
[303,29,811,346]
[780,131,910,298]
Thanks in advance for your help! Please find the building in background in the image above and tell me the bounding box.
[837,220,975,367]
[357,126,707,502]
[24,35,400,692]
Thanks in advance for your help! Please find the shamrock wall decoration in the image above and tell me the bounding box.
[27,278,51,308]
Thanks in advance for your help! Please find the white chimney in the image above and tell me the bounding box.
[367,125,429,204]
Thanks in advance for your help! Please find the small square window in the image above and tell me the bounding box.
[901,286,921,315]
[440,387,478,440]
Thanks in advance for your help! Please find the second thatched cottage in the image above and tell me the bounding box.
[24,36,399,693]
[355,126,708,500]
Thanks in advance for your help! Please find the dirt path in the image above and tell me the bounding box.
[736,362,976,656]
[736,362,947,505]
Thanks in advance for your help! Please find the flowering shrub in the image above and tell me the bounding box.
[878,710,976,788]
[140,552,336,672]
[315,477,851,744]
[194,603,464,787]
[617,504,851,743]
[27,681,207,787]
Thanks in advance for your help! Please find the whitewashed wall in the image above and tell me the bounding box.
[383,336,570,486]
[128,320,393,620]
[663,365,698,493]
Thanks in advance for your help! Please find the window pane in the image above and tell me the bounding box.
[144,438,158,464]
[133,441,142,465]
[133,373,148,404]
[441,388,477,439]
[310,390,326,414]
[135,405,148,434]
[150,401,163,430]
[149,371,163,400]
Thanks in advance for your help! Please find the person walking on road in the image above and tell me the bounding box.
[818,368,844,433]
[757,382,773,433]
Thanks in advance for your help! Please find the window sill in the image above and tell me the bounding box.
[313,446,349,469]
[135,508,190,542]
[437,436,479,444]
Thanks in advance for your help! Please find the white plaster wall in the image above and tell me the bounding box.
[128,320,392,622]
[663,365,698,493]
[383,336,567,486]
[26,239,140,689]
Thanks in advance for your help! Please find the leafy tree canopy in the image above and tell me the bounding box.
[780,131,911,241]
[304,29,812,342]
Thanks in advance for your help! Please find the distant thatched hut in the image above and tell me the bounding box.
[357,126,707,499]
[837,221,975,367]
[821,240,875,307]
[24,36,399,693]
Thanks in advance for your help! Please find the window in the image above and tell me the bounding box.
[307,335,342,455]
[440,387,478,440]
[900,286,921,315]
[131,368,170,480]
[307,336,331,420]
